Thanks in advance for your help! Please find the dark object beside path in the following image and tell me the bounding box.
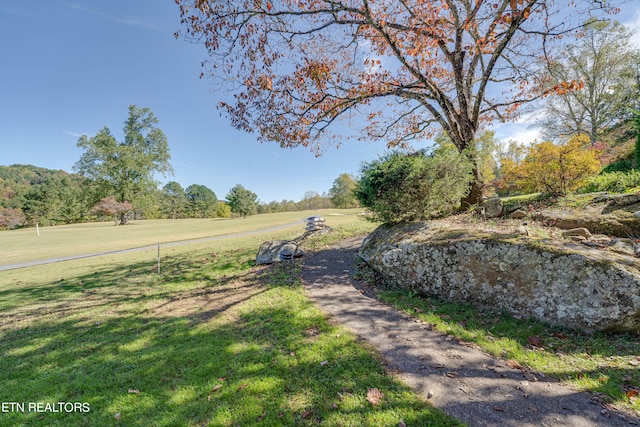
[302,237,639,427]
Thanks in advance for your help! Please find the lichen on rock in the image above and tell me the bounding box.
[360,221,640,334]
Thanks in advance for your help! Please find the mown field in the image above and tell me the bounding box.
[0,211,460,426]
[0,209,360,266]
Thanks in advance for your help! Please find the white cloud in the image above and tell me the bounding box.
[65,3,158,30]
[504,128,541,144]
[492,118,541,144]
[62,130,85,138]
[513,109,545,126]
[621,3,640,47]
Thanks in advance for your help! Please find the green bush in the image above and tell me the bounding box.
[355,150,473,224]
[578,170,640,193]
[602,159,634,173]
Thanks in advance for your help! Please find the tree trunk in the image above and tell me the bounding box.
[460,167,484,211]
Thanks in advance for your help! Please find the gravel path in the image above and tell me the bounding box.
[302,236,639,427]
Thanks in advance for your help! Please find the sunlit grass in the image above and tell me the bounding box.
[0,209,365,265]
[0,219,458,426]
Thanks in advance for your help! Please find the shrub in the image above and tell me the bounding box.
[216,201,232,218]
[0,207,25,229]
[578,170,640,193]
[355,150,473,224]
[602,158,634,173]
[499,135,601,196]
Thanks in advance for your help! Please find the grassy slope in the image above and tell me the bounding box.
[0,215,459,426]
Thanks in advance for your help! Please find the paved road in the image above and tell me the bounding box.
[0,221,303,272]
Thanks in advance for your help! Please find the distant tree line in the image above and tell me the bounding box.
[0,164,360,229]
[0,105,360,229]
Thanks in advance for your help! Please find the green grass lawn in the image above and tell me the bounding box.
[0,216,459,426]
[0,209,364,266]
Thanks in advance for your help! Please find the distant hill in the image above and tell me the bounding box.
[0,164,80,210]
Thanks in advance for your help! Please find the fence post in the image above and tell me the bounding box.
[157,242,160,274]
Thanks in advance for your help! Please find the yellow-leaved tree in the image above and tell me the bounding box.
[500,135,601,196]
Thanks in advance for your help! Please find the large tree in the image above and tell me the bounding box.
[0,207,25,229]
[90,196,134,226]
[537,20,640,145]
[185,183,218,218]
[162,181,188,219]
[226,184,258,218]
[74,105,173,224]
[329,173,359,208]
[176,0,614,207]
[302,190,323,210]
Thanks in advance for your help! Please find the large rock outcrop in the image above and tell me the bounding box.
[527,192,640,237]
[360,222,640,333]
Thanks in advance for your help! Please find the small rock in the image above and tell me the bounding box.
[612,192,640,206]
[427,391,434,399]
[524,371,539,382]
[255,240,303,265]
[562,228,592,239]
[590,235,612,244]
[592,194,611,204]
[634,211,640,218]
[516,225,529,236]
[479,197,504,218]
[569,235,587,242]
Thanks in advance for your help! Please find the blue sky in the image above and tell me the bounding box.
[1,1,639,203]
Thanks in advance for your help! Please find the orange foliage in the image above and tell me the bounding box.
[176,0,616,205]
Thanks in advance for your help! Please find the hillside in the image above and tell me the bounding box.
[0,164,82,210]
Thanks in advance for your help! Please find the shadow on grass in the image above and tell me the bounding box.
[0,296,457,426]
[0,249,261,328]
[0,248,458,426]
